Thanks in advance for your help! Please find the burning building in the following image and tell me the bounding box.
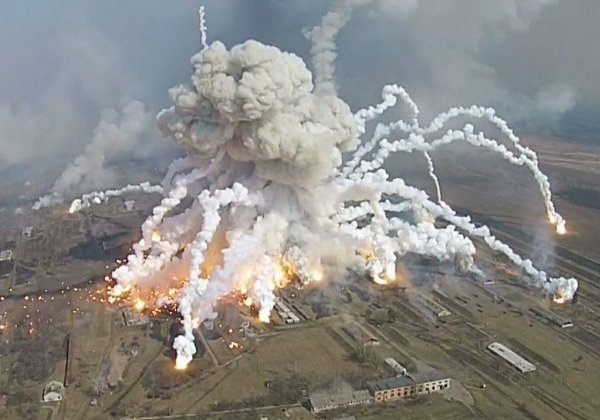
[122,309,149,327]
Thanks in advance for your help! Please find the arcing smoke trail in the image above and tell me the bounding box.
[346,85,566,234]
[423,151,443,204]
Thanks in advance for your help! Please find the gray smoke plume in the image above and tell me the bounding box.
[33,101,153,209]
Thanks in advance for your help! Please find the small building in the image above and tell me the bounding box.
[22,226,33,239]
[42,381,65,402]
[366,370,450,402]
[409,371,451,395]
[487,342,536,373]
[529,307,573,329]
[384,357,407,376]
[367,376,414,402]
[342,321,380,347]
[415,295,451,318]
[123,200,136,212]
[309,390,372,413]
[0,250,13,262]
[122,310,149,327]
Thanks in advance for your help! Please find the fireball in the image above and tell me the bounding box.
[133,298,147,312]
[175,356,189,371]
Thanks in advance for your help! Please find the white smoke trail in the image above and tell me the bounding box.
[423,151,443,204]
[347,85,565,231]
[198,6,208,52]
[353,170,577,298]
[353,102,564,231]
[345,84,419,178]
[68,182,163,213]
[175,183,254,367]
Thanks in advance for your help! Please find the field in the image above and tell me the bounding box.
[0,136,599,419]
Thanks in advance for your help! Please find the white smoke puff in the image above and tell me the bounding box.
[33,101,152,209]
[535,83,578,114]
[158,40,358,186]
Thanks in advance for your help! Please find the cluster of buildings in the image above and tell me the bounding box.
[275,298,301,324]
[309,365,451,413]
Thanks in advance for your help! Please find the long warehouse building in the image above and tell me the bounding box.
[487,342,536,373]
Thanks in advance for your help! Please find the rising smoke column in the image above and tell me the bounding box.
[60,2,577,369]
[307,0,372,96]
[33,101,153,209]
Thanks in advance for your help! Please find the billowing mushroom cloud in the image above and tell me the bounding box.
[61,3,577,369]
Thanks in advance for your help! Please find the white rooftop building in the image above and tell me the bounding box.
[488,342,536,373]
[22,226,33,239]
[123,200,136,212]
[0,250,13,262]
[42,381,64,402]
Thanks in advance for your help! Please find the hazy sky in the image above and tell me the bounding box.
[1,0,599,167]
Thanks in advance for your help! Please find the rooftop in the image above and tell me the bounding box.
[529,307,573,328]
[366,376,414,391]
[309,390,372,411]
[488,342,536,373]
[415,294,451,317]
[409,370,449,383]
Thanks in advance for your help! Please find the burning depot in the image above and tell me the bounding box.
[122,309,149,327]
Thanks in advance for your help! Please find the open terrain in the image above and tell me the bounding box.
[0,136,599,419]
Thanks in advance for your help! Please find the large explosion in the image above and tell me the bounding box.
[42,3,578,369]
